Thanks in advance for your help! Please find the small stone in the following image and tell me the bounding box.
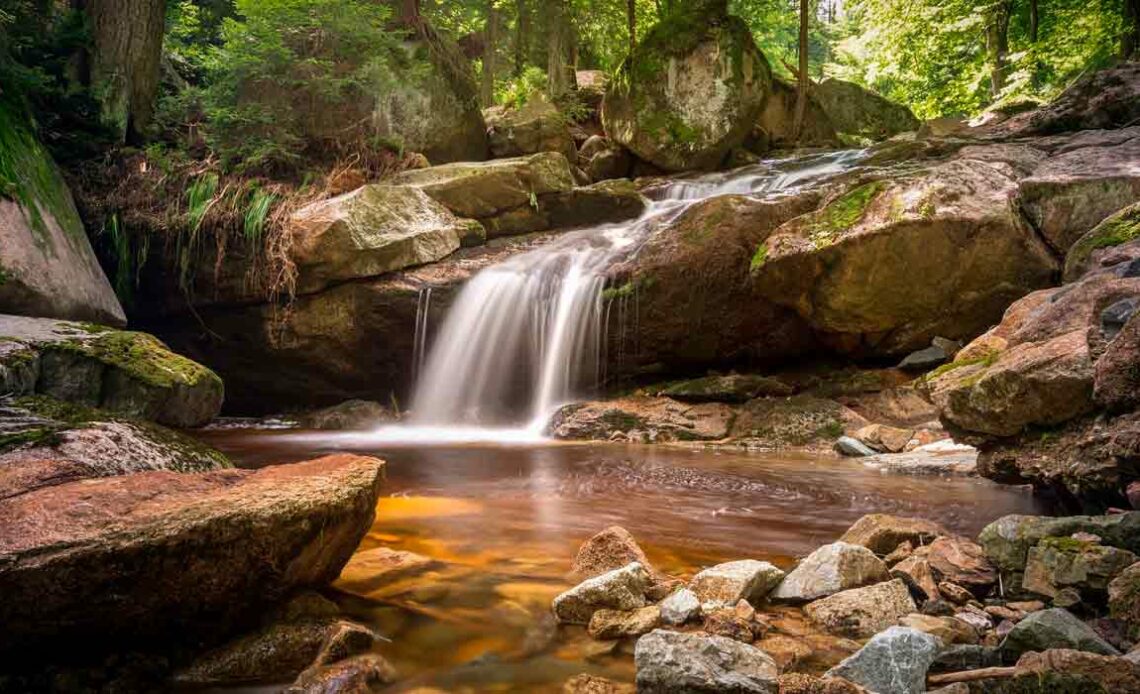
[757,635,813,671]
[835,436,877,457]
[1000,607,1121,659]
[953,608,992,634]
[883,541,914,567]
[804,579,917,639]
[562,674,635,694]
[286,653,397,693]
[920,599,956,617]
[898,345,949,372]
[929,644,1002,673]
[890,556,940,603]
[985,605,1025,622]
[927,536,997,587]
[704,607,757,643]
[777,673,868,693]
[994,618,1016,639]
[587,605,660,640]
[772,542,889,602]
[634,629,778,694]
[898,613,979,645]
[571,526,654,580]
[689,560,785,610]
[853,424,915,453]
[826,626,942,694]
[1007,600,1046,613]
[552,562,650,625]
[938,581,974,604]
[840,514,948,555]
[658,588,701,626]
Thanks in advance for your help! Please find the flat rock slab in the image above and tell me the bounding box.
[0,454,384,655]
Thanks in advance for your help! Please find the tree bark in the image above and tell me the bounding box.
[515,0,529,76]
[1029,0,1039,43]
[81,0,165,143]
[1125,0,1140,58]
[545,0,574,99]
[985,0,1012,98]
[481,1,499,106]
[792,0,809,140]
[627,0,637,55]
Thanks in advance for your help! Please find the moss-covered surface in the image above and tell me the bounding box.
[1064,202,1140,277]
[45,330,221,389]
[750,243,769,271]
[805,181,886,249]
[923,348,1001,383]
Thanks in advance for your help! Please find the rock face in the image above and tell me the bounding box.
[804,578,917,638]
[602,2,772,171]
[288,185,477,294]
[999,608,1120,659]
[548,397,734,442]
[689,560,786,609]
[1015,62,1140,136]
[771,542,889,602]
[0,315,224,428]
[1023,537,1138,602]
[634,629,779,693]
[552,562,650,624]
[0,454,384,656]
[813,79,920,141]
[826,626,941,694]
[485,95,576,162]
[659,374,793,403]
[757,78,839,148]
[1109,562,1140,634]
[0,105,125,327]
[753,158,1058,356]
[978,513,1140,575]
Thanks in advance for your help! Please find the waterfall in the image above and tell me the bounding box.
[383,150,866,440]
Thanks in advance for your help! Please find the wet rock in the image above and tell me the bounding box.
[840,514,948,555]
[929,644,1003,673]
[927,536,997,588]
[544,179,647,230]
[1000,608,1120,660]
[0,315,224,428]
[703,606,758,643]
[587,605,660,640]
[897,345,949,372]
[858,444,978,477]
[732,396,870,450]
[335,547,437,595]
[548,397,734,442]
[658,374,793,403]
[578,136,632,182]
[834,436,877,457]
[772,542,889,602]
[1023,537,1138,603]
[572,526,655,580]
[757,635,813,672]
[1014,648,1140,693]
[804,579,917,638]
[897,613,978,645]
[0,454,384,656]
[890,556,941,603]
[562,673,635,694]
[288,185,476,294]
[690,559,785,609]
[634,628,779,693]
[659,588,702,625]
[953,607,993,634]
[286,653,397,694]
[814,79,920,141]
[1108,562,1140,635]
[853,424,915,454]
[484,96,576,162]
[978,513,1140,574]
[297,400,395,430]
[602,3,772,172]
[826,626,941,694]
[552,562,650,625]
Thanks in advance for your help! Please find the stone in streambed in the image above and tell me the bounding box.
[826,626,941,694]
[804,579,917,638]
[897,613,978,645]
[689,559,785,610]
[552,562,650,625]
[562,673,636,694]
[587,605,660,640]
[1109,562,1140,636]
[659,588,702,625]
[927,536,997,588]
[634,629,778,694]
[286,653,397,694]
[772,542,889,602]
[1000,607,1120,660]
[335,547,437,595]
[853,424,915,454]
[834,436,877,457]
[897,345,949,372]
[571,526,655,580]
[840,514,948,555]
[1024,536,1138,602]
[776,674,869,694]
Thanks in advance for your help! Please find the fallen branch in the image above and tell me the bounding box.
[928,667,1019,686]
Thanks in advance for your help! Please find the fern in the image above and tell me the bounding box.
[242,186,276,243]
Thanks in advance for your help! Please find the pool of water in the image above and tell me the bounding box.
[197,430,1049,692]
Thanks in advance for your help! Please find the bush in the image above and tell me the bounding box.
[495,65,548,109]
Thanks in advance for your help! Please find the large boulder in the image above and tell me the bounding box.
[1023,536,1138,603]
[0,315,223,428]
[602,2,773,171]
[771,542,889,602]
[826,626,941,694]
[0,454,384,656]
[753,157,1058,356]
[288,185,478,294]
[999,608,1120,660]
[978,513,1140,575]
[634,629,778,693]
[757,78,839,149]
[689,560,786,609]
[0,104,125,326]
[1015,62,1140,136]
[571,525,656,580]
[484,95,577,162]
[804,578,917,638]
[813,79,920,141]
[839,514,948,555]
[547,396,734,442]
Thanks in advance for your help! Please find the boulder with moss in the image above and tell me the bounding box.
[0,314,224,428]
[813,79,919,142]
[1063,202,1140,283]
[484,95,577,162]
[601,0,772,171]
[752,157,1058,356]
[757,78,839,149]
[729,395,867,448]
[0,102,125,327]
[547,396,734,442]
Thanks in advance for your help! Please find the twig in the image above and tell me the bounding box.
[928,667,1019,686]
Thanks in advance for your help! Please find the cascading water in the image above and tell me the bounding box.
[379,150,866,442]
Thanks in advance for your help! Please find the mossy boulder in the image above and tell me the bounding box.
[0,314,223,428]
[658,373,792,403]
[547,396,734,442]
[978,513,1140,575]
[753,157,1058,356]
[813,78,920,141]
[289,185,476,294]
[484,94,576,163]
[601,3,772,171]
[0,101,125,326]
[1063,202,1140,283]
[1023,536,1138,604]
[729,395,866,447]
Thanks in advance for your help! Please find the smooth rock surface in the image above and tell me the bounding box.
[552,562,650,624]
[826,626,941,694]
[690,559,786,609]
[634,629,778,693]
[772,542,889,602]
[804,579,917,638]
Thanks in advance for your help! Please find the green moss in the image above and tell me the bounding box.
[45,330,220,389]
[1066,204,1140,271]
[750,242,769,272]
[1038,535,1092,552]
[815,421,845,439]
[806,181,886,249]
[600,410,646,431]
[923,349,1000,382]
[11,394,103,424]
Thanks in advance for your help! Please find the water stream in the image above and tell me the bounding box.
[386,151,867,441]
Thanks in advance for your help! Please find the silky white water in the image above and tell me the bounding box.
[373,150,866,443]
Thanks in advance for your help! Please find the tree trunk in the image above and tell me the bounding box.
[81,0,165,143]
[627,0,637,55]
[481,1,499,106]
[792,0,809,140]
[545,0,574,99]
[514,0,529,76]
[1125,0,1140,58]
[985,0,1012,98]
[1029,0,1039,42]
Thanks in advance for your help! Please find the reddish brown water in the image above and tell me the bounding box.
[198,430,1048,692]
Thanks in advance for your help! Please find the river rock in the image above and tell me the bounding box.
[840,514,948,555]
[0,315,224,428]
[0,107,125,326]
[634,629,779,694]
[825,626,940,694]
[927,536,997,588]
[1000,608,1120,660]
[753,157,1058,356]
[853,424,914,454]
[562,673,636,694]
[813,79,920,141]
[1108,562,1140,634]
[484,95,576,162]
[542,179,647,230]
[288,185,477,294]
[602,2,772,172]
[552,562,650,624]
[587,605,661,640]
[977,513,1140,573]
[689,560,785,610]
[1023,536,1138,603]
[297,400,395,430]
[930,644,1003,673]
[286,652,398,694]
[731,395,867,447]
[548,397,734,442]
[1013,648,1140,693]
[890,556,941,603]
[757,78,839,148]
[804,579,917,638]
[572,526,655,580]
[579,137,632,182]
[659,588,702,625]
[334,547,437,595]
[658,374,793,403]
[772,542,889,602]
[898,613,978,645]
[0,454,384,656]
[834,436,877,457]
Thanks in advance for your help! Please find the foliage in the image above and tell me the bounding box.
[495,65,549,107]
